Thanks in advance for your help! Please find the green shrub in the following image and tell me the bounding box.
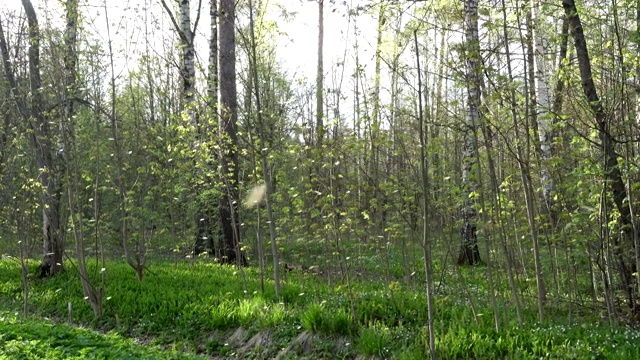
[300,303,324,332]
[209,300,238,329]
[357,322,392,357]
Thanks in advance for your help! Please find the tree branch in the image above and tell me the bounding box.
[192,0,203,37]
[159,0,189,43]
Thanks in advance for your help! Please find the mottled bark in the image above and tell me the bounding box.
[458,0,482,266]
[531,0,556,223]
[208,0,218,112]
[179,0,196,126]
[161,0,213,257]
[160,0,198,126]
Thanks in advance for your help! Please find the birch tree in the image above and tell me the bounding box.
[160,0,213,256]
[458,0,482,266]
[530,0,556,224]
[160,0,200,127]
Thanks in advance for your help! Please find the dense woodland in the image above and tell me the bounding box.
[1,0,640,358]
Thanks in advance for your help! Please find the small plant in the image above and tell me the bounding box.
[209,300,238,329]
[300,303,324,333]
[328,308,354,336]
[357,322,392,357]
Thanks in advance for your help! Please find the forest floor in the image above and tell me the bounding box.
[1,258,639,359]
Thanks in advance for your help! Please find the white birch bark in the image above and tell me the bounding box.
[531,0,555,219]
[160,0,198,126]
[179,0,196,126]
[459,0,482,265]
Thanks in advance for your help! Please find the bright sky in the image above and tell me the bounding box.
[0,0,377,90]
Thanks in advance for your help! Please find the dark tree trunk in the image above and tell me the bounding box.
[22,0,64,276]
[218,0,246,266]
[458,222,482,266]
[563,0,635,307]
[2,2,64,277]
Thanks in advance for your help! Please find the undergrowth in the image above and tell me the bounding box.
[0,259,639,359]
[0,311,201,359]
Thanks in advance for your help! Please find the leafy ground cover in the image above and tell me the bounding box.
[0,311,201,359]
[1,259,639,359]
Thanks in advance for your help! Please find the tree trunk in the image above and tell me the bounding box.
[194,0,219,256]
[531,0,556,224]
[218,0,246,265]
[161,0,213,257]
[63,0,102,316]
[247,0,280,294]
[563,0,635,308]
[414,30,437,359]
[170,0,198,126]
[315,0,324,147]
[514,0,547,321]
[16,0,65,277]
[458,0,482,266]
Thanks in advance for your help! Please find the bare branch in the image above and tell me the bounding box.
[159,0,189,43]
[192,0,203,36]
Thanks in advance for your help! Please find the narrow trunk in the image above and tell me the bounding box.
[516,1,547,321]
[248,0,280,295]
[194,0,219,256]
[414,30,436,360]
[370,3,385,228]
[635,0,640,297]
[315,0,324,146]
[64,0,102,316]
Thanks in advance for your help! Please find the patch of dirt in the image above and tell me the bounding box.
[237,331,273,358]
[333,336,353,355]
[226,327,249,348]
[275,331,317,359]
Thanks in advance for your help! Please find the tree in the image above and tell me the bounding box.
[562,0,636,308]
[218,0,246,265]
[160,0,212,257]
[414,29,436,359]
[530,0,556,224]
[315,0,324,147]
[246,0,280,295]
[458,0,482,266]
[0,0,64,277]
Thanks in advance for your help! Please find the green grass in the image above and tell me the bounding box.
[0,311,202,359]
[0,258,639,359]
